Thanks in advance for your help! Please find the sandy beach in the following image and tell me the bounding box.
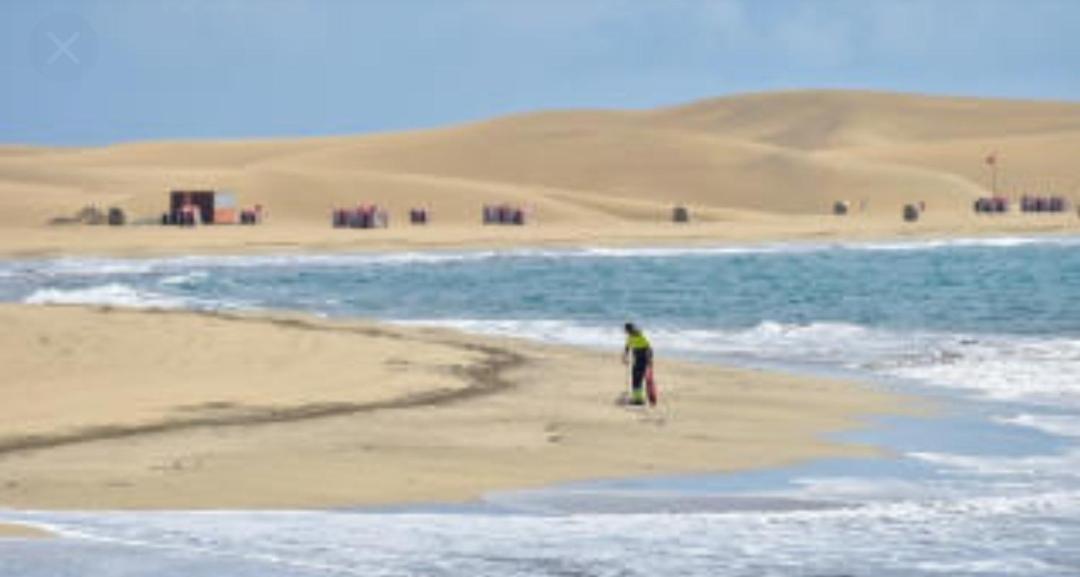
[0,304,902,509]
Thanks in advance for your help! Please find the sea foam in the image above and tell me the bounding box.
[5,234,1077,281]
[23,283,191,309]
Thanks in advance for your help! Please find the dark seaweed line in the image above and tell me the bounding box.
[0,308,526,457]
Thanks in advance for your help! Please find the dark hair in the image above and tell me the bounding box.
[624,322,637,334]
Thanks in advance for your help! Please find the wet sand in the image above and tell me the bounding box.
[0,523,52,539]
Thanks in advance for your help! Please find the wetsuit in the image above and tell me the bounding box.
[625,332,652,404]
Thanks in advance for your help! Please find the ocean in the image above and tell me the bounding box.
[1,236,1079,576]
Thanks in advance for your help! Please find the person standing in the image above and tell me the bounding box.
[622,322,653,406]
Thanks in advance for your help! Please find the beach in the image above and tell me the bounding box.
[0,304,896,509]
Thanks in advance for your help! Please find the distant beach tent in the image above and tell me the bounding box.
[832,201,850,216]
[903,204,921,222]
[107,207,126,226]
[974,197,1009,214]
[672,205,690,223]
[483,204,526,225]
[1020,195,1069,213]
[410,208,429,225]
[333,205,389,229]
[240,205,264,225]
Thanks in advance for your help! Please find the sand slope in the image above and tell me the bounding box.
[0,90,1077,254]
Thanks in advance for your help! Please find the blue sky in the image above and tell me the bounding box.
[2,0,1079,145]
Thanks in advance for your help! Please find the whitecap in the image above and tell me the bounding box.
[13,234,1079,279]
[997,414,1080,438]
[158,271,210,286]
[24,283,192,309]
[909,449,1080,479]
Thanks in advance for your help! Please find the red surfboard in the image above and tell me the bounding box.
[645,365,658,406]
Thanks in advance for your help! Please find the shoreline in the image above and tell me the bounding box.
[0,217,1076,260]
[0,304,907,510]
[0,522,53,539]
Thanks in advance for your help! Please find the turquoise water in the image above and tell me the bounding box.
[2,236,1079,576]
[5,238,1075,336]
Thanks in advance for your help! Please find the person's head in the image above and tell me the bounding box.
[624,322,638,335]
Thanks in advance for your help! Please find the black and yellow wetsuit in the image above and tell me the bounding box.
[625,331,652,404]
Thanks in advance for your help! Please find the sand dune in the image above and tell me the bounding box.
[644,91,1080,148]
[0,90,1077,254]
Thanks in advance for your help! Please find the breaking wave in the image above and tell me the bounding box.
[23,283,192,309]
[1,235,1077,280]
[5,489,1080,577]
[21,283,247,311]
[397,318,1080,406]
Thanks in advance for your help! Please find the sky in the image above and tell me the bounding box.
[2,0,1079,145]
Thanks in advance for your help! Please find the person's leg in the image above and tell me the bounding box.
[631,355,647,404]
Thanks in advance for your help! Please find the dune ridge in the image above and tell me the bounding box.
[0,90,1078,254]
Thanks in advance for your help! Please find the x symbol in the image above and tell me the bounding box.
[47,31,80,65]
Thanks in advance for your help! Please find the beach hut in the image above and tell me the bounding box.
[164,190,264,226]
[832,201,850,216]
[410,208,429,225]
[672,205,690,223]
[903,204,920,222]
